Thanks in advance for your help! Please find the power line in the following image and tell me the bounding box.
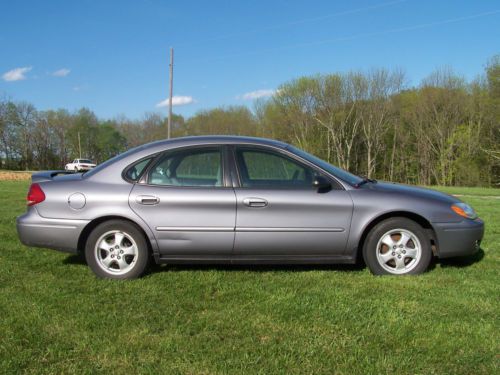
[178,0,409,47]
[292,9,500,49]
[181,9,500,64]
[167,47,174,139]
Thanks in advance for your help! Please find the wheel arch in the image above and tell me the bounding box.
[356,211,438,260]
[77,215,155,256]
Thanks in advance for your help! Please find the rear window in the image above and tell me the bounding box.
[84,142,158,179]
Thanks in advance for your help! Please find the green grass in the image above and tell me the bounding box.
[427,185,500,197]
[0,181,498,374]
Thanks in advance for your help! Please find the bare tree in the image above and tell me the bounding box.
[359,68,405,178]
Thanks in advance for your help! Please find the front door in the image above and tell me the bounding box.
[231,146,353,258]
[129,146,236,258]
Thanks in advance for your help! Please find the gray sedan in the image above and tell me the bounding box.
[17,136,484,279]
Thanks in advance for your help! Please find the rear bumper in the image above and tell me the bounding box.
[433,218,484,259]
[16,208,90,254]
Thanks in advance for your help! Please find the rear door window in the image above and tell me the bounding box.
[147,147,223,187]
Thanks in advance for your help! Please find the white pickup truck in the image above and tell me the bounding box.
[65,159,96,172]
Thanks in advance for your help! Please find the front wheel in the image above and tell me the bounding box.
[85,220,150,279]
[363,218,432,275]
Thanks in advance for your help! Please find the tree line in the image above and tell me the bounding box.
[1,56,498,186]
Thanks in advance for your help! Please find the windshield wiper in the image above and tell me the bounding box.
[355,178,377,188]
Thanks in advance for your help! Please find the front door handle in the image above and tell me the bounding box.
[136,195,160,205]
[243,197,268,208]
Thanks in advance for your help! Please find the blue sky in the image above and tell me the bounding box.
[0,0,499,119]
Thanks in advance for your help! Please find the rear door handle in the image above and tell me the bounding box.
[243,197,268,208]
[136,195,160,205]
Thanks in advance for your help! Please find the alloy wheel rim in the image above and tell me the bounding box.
[94,230,138,275]
[375,228,422,274]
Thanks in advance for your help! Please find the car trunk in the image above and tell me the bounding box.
[31,171,83,183]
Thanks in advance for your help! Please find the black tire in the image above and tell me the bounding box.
[362,217,432,275]
[85,220,150,279]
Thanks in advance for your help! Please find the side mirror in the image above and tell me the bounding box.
[312,175,331,191]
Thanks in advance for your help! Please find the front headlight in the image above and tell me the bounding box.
[451,203,478,220]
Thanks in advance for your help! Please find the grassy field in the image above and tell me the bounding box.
[0,181,498,374]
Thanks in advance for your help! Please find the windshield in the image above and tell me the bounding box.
[80,159,92,164]
[287,146,363,186]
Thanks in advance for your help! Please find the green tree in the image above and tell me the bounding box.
[183,106,257,136]
[94,122,127,163]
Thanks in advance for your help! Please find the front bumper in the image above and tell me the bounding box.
[433,218,484,258]
[16,207,90,254]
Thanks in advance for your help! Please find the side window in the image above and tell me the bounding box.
[235,148,316,188]
[124,157,154,182]
[147,148,223,187]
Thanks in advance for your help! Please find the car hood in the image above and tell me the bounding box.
[361,181,460,204]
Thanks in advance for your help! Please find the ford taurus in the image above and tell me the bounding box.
[16,136,484,279]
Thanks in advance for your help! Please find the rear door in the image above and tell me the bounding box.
[231,145,353,258]
[129,146,236,258]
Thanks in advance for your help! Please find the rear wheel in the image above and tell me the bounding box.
[85,220,150,279]
[363,217,432,275]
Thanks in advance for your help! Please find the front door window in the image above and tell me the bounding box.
[235,147,316,188]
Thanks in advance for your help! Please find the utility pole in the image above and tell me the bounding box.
[78,132,82,159]
[168,47,174,139]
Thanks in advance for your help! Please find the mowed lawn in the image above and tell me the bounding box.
[0,181,498,374]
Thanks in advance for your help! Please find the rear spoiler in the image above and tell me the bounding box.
[31,170,76,183]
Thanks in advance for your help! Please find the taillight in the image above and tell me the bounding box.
[27,183,45,206]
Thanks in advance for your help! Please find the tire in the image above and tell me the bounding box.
[362,217,432,275]
[85,220,150,279]
[74,167,78,172]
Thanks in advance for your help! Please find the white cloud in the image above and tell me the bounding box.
[238,89,275,100]
[2,66,32,82]
[156,96,195,107]
[72,84,89,92]
[52,68,71,77]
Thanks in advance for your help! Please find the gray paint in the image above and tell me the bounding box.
[233,188,353,256]
[129,184,236,256]
[17,206,89,253]
[17,135,484,264]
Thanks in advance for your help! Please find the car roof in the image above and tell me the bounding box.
[142,135,289,149]
[85,135,290,182]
